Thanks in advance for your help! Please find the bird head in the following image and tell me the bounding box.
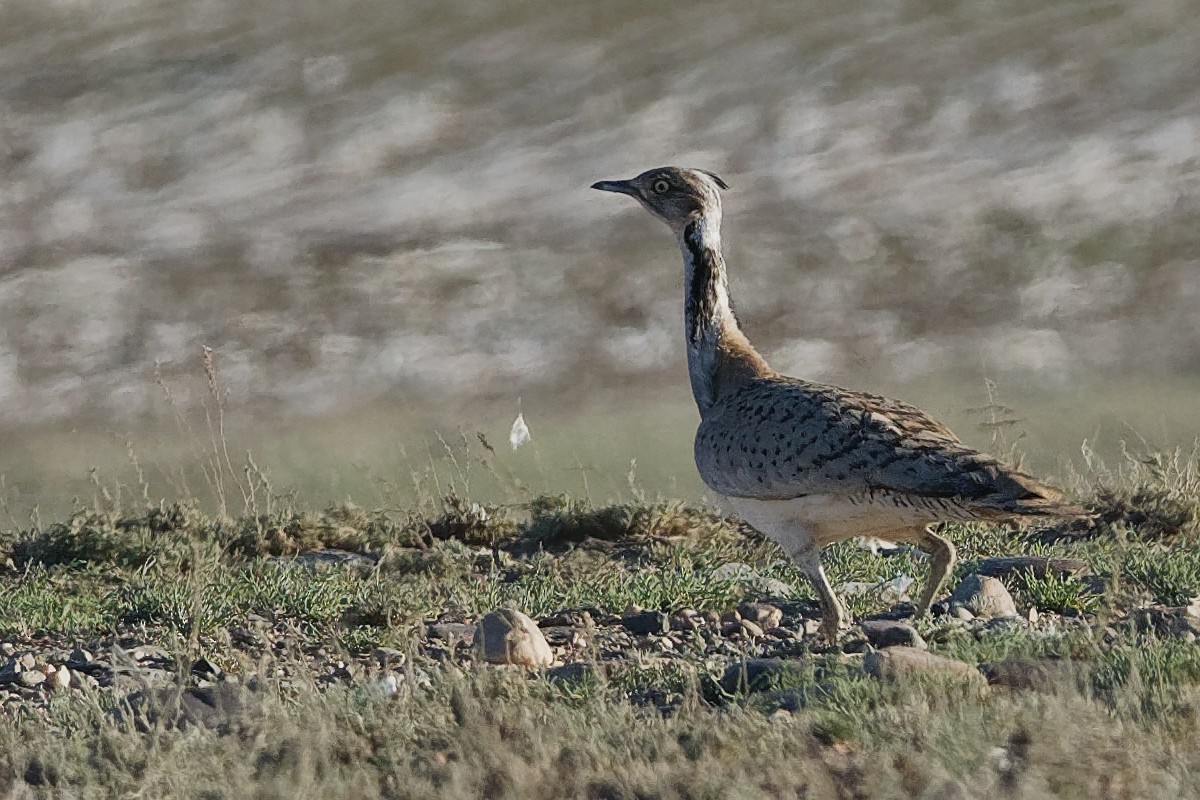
[591,166,728,231]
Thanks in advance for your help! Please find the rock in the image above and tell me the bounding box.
[737,602,784,631]
[116,684,259,733]
[67,648,93,670]
[620,610,669,636]
[802,619,823,637]
[1129,606,1200,637]
[738,619,765,638]
[976,556,1089,580]
[720,658,807,694]
[270,549,379,571]
[863,647,986,688]
[20,670,46,688]
[474,609,554,667]
[950,574,1018,619]
[760,683,835,712]
[671,610,703,631]
[979,658,1074,691]
[19,653,36,670]
[861,620,927,650]
[547,662,597,683]
[539,610,590,628]
[370,647,406,666]
[427,623,476,645]
[47,665,72,692]
[952,606,975,622]
[191,657,223,680]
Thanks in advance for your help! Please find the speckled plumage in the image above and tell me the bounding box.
[592,166,1086,638]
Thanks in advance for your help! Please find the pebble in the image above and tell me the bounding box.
[978,658,1073,691]
[474,609,554,667]
[67,648,93,669]
[862,646,987,689]
[47,665,71,692]
[427,623,477,645]
[950,574,1018,620]
[736,602,784,631]
[20,670,46,688]
[620,610,670,636]
[738,620,765,638]
[720,658,807,694]
[861,620,927,650]
[371,647,406,666]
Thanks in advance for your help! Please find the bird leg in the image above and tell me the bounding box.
[791,543,847,641]
[911,527,956,617]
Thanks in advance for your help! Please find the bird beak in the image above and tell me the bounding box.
[590,179,638,197]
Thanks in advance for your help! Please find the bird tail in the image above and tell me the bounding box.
[972,470,1092,521]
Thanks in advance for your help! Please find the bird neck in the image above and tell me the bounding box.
[678,215,772,413]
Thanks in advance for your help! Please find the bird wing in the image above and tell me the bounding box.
[695,377,1077,517]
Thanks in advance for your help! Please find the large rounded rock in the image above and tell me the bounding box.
[950,574,1018,620]
[863,646,987,689]
[475,609,554,667]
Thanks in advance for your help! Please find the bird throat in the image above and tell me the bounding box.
[679,217,770,413]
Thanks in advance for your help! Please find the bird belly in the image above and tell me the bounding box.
[724,494,943,550]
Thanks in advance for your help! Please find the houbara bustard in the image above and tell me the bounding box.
[592,166,1085,639]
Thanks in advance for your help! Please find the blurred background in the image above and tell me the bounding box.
[0,0,1197,516]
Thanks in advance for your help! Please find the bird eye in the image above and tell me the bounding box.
[652,179,670,194]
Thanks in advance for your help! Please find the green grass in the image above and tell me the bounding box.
[0,437,1198,797]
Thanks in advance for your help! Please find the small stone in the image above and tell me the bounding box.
[671,611,702,632]
[703,610,722,629]
[863,647,986,689]
[19,653,36,670]
[270,549,379,572]
[720,658,807,694]
[1130,606,1200,637]
[67,648,93,669]
[737,602,784,631]
[474,609,554,667]
[803,619,823,637]
[620,610,670,636]
[20,670,46,688]
[427,623,477,645]
[1027,606,1040,624]
[539,610,586,628]
[979,658,1073,691]
[547,662,596,683]
[861,620,927,650]
[950,574,1018,619]
[739,619,764,638]
[371,647,406,666]
[0,643,14,657]
[952,606,975,622]
[191,657,223,679]
[115,684,259,732]
[47,665,71,692]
